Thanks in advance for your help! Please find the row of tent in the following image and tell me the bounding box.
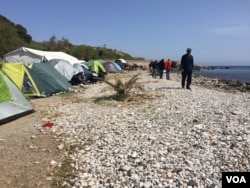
[0,62,72,124]
[1,63,71,97]
[0,47,128,124]
[0,60,125,98]
[3,47,128,78]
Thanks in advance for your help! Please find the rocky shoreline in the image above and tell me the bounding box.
[168,70,250,93]
[34,71,249,188]
[193,74,250,93]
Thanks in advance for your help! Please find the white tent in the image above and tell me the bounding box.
[3,47,80,65]
[46,59,82,81]
[115,59,127,64]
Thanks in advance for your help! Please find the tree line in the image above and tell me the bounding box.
[0,15,142,61]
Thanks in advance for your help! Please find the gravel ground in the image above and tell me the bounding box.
[0,71,249,188]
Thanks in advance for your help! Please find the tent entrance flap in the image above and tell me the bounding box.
[22,73,36,94]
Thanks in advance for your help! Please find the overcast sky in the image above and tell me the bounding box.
[1,0,250,65]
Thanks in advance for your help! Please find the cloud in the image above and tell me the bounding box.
[212,26,250,37]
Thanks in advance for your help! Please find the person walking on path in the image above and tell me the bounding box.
[181,48,194,90]
[152,60,158,78]
[164,59,172,80]
[158,59,165,79]
[149,61,153,75]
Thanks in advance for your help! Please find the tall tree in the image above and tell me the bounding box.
[0,15,32,58]
[0,22,23,58]
[15,24,32,44]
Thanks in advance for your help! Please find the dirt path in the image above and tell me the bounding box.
[0,96,66,188]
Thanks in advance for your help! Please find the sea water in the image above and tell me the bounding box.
[194,66,250,83]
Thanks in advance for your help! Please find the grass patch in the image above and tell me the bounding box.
[94,91,160,106]
[60,90,84,103]
[51,158,74,188]
[94,93,127,102]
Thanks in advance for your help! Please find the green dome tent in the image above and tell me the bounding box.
[85,60,106,74]
[0,70,34,125]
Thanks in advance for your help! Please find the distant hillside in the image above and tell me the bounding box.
[0,15,143,61]
[0,15,32,59]
[26,39,137,61]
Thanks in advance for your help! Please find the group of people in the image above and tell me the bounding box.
[149,58,172,80]
[149,48,194,90]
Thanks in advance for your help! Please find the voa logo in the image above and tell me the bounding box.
[226,176,246,184]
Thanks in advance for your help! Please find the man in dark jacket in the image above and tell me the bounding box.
[152,60,158,78]
[158,59,165,79]
[181,48,194,89]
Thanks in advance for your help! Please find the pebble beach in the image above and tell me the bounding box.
[34,71,250,188]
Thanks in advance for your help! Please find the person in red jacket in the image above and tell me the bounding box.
[164,59,172,80]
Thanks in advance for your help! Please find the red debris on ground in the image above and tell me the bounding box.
[42,122,54,128]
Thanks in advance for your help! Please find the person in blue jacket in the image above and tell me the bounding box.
[181,48,194,89]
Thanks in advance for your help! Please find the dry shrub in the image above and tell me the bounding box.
[103,73,144,101]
